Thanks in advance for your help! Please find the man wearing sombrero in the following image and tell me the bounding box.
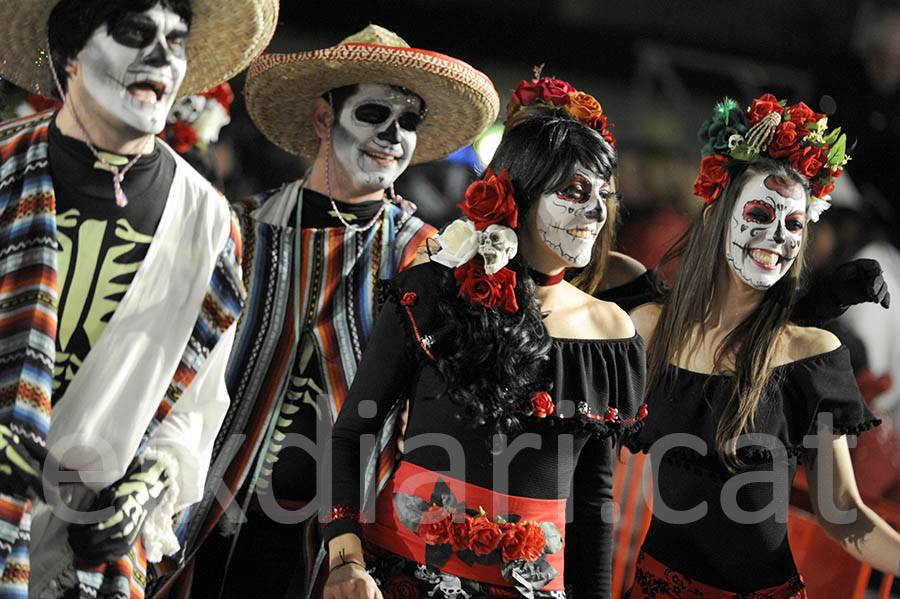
[178,24,498,599]
[0,0,276,597]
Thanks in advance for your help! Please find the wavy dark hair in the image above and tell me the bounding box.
[433,116,618,439]
[48,0,194,96]
[646,157,809,468]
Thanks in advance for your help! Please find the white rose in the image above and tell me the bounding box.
[478,224,518,275]
[807,196,831,223]
[432,218,479,269]
[192,100,231,145]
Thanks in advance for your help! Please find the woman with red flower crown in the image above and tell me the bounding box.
[323,77,647,599]
[624,94,900,598]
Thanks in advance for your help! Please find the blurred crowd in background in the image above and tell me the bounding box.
[3,0,900,585]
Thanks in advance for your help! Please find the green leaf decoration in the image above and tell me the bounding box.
[822,127,842,146]
[393,493,429,533]
[827,133,847,166]
[539,522,563,554]
[498,513,522,524]
[778,99,787,106]
[456,549,478,567]
[730,143,759,162]
[474,550,503,566]
[425,543,453,570]
[430,478,458,511]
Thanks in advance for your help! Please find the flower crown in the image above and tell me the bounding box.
[505,66,616,148]
[432,169,520,313]
[694,93,850,222]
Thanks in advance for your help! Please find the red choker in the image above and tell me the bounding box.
[529,268,566,286]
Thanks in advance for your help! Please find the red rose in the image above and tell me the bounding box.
[457,168,518,230]
[693,155,730,204]
[169,119,198,153]
[745,93,784,126]
[381,575,418,599]
[520,522,546,562]
[417,505,451,545]
[784,101,824,129]
[448,514,473,552]
[501,522,545,562]
[530,391,555,418]
[199,82,235,116]
[511,80,545,107]
[468,516,503,555]
[788,145,827,179]
[455,261,519,313]
[768,121,807,158]
[566,91,602,121]
[810,180,834,199]
[537,78,575,106]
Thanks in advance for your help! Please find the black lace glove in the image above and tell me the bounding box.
[792,258,891,326]
[0,423,45,500]
[68,458,171,564]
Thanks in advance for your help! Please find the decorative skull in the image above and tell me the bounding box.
[414,563,442,584]
[428,573,470,599]
[477,224,518,275]
[168,95,207,124]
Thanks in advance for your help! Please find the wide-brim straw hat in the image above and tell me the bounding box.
[245,24,500,165]
[0,0,279,98]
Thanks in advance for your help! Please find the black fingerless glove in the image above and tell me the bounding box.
[0,423,46,500]
[792,258,890,326]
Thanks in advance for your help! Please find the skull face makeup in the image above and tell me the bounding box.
[534,166,610,268]
[78,3,189,135]
[330,83,423,194]
[725,172,807,290]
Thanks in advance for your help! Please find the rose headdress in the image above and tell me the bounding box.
[694,93,850,222]
[505,65,616,148]
[432,169,520,313]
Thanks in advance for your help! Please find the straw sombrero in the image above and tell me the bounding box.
[0,0,279,98]
[245,24,500,165]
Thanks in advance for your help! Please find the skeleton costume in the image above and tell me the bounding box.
[171,26,499,599]
[0,1,277,598]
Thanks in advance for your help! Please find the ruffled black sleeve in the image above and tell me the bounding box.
[782,346,881,446]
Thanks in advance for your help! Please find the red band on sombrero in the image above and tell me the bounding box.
[365,461,566,591]
[626,550,807,599]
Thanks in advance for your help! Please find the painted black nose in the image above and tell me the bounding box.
[377,120,400,144]
[144,42,170,67]
[772,222,785,244]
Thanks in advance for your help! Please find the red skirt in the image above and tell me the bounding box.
[625,550,807,599]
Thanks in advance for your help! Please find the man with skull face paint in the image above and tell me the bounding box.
[0,0,276,597]
[626,94,900,598]
[179,25,498,599]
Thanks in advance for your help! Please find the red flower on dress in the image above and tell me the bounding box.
[530,392,555,418]
[417,505,451,545]
[500,521,546,562]
[457,169,518,230]
[693,155,730,204]
[448,514,473,552]
[455,261,519,313]
[169,119,198,153]
[468,516,504,555]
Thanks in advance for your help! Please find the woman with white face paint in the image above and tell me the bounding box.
[626,94,900,598]
[325,114,647,599]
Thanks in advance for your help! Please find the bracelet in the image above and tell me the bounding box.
[330,560,364,573]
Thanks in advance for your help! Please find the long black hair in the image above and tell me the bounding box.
[48,0,194,95]
[434,116,617,439]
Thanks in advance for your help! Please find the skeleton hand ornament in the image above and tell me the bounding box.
[477,224,518,275]
[68,458,171,564]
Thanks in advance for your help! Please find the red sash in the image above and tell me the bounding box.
[365,461,567,591]
[626,550,807,599]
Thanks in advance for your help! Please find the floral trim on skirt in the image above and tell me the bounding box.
[625,550,807,599]
[364,542,568,599]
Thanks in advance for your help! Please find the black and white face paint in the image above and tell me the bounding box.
[331,83,423,194]
[725,172,807,290]
[535,165,610,268]
[79,3,189,135]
